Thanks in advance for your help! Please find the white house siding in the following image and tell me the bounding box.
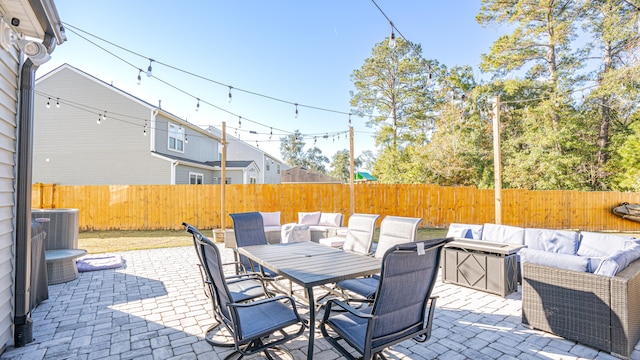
[33,66,169,184]
[154,113,219,163]
[0,40,18,349]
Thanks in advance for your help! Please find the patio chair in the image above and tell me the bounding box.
[193,224,306,359]
[229,212,291,294]
[320,239,448,360]
[184,223,270,347]
[335,216,422,300]
[341,213,381,255]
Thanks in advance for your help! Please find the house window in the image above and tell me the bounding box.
[266,163,270,171]
[189,172,203,184]
[168,123,185,152]
[250,177,257,184]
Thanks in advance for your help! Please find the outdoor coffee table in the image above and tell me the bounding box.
[442,238,525,297]
[238,241,381,360]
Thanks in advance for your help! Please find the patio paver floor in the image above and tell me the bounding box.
[0,245,638,360]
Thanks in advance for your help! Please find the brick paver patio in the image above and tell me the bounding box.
[1,245,637,359]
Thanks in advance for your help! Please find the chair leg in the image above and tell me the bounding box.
[204,320,235,348]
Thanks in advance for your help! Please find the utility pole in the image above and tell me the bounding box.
[349,126,355,215]
[492,96,502,224]
[221,121,227,231]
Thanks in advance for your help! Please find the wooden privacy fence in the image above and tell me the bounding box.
[32,183,640,232]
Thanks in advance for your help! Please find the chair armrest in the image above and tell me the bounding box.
[228,294,299,310]
[225,273,264,284]
[322,299,374,322]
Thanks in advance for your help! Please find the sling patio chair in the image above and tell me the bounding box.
[193,224,306,359]
[334,216,422,301]
[320,239,449,360]
[229,212,293,295]
[341,213,381,255]
[184,223,270,347]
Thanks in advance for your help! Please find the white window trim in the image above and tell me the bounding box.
[168,122,185,153]
[189,172,204,185]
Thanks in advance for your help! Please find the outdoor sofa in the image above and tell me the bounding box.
[447,223,640,359]
[297,211,344,242]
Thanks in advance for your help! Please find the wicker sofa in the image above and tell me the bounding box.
[448,223,640,358]
[522,259,640,359]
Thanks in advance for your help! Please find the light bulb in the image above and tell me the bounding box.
[196,99,200,111]
[228,86,232,103]
[137,70,142,85]
[238,116,242,128]
[97,114,101,125]
[388,22,396,49]
[146,59,153,77]
[185,135,188,144]
[46,97,51,109]
[294,104,299,118]
[56,98,60,108]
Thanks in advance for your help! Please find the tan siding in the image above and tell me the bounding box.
[33,67,170,184]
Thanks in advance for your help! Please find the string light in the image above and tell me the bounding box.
[46,97,51,109]
[137,69,142,85]
[56,98,60,108]
[348,114,351,125]
[102,111,107,123]
[185,134,188,143]
[196,98,200,111]
[294,103,299,118]
[238,116,242,128]
[143,119,147,136]
[146,59,153,77]
[256,140,259,148]
[269,127,273,140]
[314,136,317,145]
[228,86,233,103]
[388,21,396,49]
[96,113,102,125]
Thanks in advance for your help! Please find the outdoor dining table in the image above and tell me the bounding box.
[237,241,382,360]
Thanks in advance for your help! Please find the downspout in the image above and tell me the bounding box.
[14,33,55,347]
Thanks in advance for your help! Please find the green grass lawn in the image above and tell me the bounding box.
[79,228,449,254]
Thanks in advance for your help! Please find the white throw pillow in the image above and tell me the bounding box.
[298,211,321,225]
[318,213,342,227]
[260,212,281,227]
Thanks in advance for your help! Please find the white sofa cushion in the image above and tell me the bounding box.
[298,211,321,225]
[446,223,483,239]
[260,211,281,227]
[594,244,640,276]
[524,228,580,255]
[481,223,525,245]
[520,248,589,273]
[318,212,342,227]
[577,231,636,257]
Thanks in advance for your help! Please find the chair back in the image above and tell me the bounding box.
[342,214,380,255]
[230,212,268,271]
[190,226,235,324]
[370,239,448,347]
[184,222,213,298]
[374,216,422,258]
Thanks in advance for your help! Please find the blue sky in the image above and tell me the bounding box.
[37,1,505,163]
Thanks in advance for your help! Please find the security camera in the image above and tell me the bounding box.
[10,18,19,27]
[15,39,50,66]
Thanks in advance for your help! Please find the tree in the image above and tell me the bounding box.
[329,149,362,183]
[301,147,329,173]
[350,37,434,183]
[279,130,305,167]
[581,0,640,189]
[477,0,591,190]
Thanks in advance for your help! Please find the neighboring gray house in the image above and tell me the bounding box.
[33,64,258,185]
[206,126,286,184]
[0,0,65,351]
